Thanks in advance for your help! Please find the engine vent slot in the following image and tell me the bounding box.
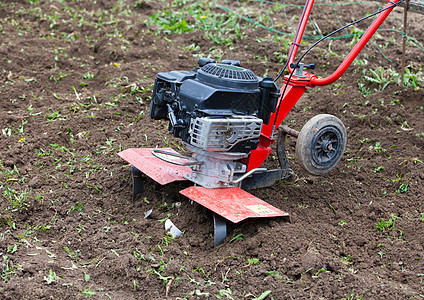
[201,64,257,80]
[197,64,259,90]
[189,116,263,151]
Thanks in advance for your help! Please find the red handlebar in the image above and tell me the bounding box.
[287,0,402,86]
[287,0,316,74]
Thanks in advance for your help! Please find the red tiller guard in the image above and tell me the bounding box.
[246,0,402,171]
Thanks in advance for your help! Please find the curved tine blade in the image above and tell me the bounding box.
[213,213,227,246]
[277,130,292,179]
[131,166,144,202]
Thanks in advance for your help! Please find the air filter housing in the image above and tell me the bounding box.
[197,63,259,90]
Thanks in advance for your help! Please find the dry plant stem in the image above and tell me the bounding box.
[165,276,174,298]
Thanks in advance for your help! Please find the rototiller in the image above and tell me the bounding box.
[119,0,404,245]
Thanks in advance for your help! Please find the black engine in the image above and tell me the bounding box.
[149,58,280,153]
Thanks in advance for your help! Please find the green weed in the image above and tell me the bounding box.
[149,10,193,34]
[375,216,398,232]
[63,246,81,261]
[362,67,392,91]
[373,166,384,173]
[216,288,233,299]
[312,268,329,279]
[402,66,424,90]
[3,186,30,211]
[229,229,244,243]
[44,269,60,284]
[1,255,16,282]
[254,290,272,300]
[368,142,386,154]
[68,201,83,215]
[341,255,352,265]
[342,291,364,300]
[359,65,423,95]
[82,72,94,80]
[338,220,347,226]
[50,72,69,83]
[82,288,96,298]
[267,270,283,279]
[395,183,408,194]
[357,81,372,97]
[246,258,260,266]
[45,110,65,121]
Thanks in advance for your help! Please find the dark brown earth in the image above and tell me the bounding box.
[0,0,423,299]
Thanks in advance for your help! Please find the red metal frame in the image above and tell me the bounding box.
[246,0,401,171]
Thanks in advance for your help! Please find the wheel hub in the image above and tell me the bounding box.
[321,140,333,152]
[312,127,341,165]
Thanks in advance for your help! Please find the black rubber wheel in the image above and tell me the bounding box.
[296,114,347,175]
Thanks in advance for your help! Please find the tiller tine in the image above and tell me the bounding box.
[180,186,290,246]
[213,213,227,246]
[131,166,144,201]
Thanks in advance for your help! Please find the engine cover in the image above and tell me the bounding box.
[149,59,280,154]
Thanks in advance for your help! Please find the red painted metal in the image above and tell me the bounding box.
[264,74,317,138]
[288,0,316,73]
[310,0,401,86]
[246,74,315,170]
[118,148,191,185]
[180,186,289,223]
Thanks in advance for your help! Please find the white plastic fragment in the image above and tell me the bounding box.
[144,209,153,219]
[164,219,183,238]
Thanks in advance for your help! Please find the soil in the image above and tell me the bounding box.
[0,0,423,299]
